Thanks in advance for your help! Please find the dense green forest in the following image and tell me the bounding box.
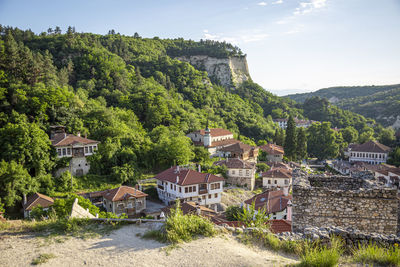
[0,25,391,213]
[286,84,400,127]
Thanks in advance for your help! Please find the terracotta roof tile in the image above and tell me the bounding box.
[52,134,99,147]
[213,158,255,169]
[24,193,54,211]
[195,128,233,137]
[269,219,292,233]
[219,142,257,153]
[161,202,216,217]
[350,140,391,153]
[154,167,224,186]
[244,190,292,214]
[259,144,284,155]
[102,186,147,202]
[209,139,240,148]
[261,168,292,179]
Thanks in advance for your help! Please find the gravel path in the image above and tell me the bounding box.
[0,224,299,267]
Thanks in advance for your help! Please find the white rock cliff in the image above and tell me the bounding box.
[176,55,251,88]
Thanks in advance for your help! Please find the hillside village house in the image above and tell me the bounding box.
[218,142,259,162]
[244,188,292,220]
[259,143,284,162]
[154,166,224,210]
[262,168,292,189]
[348,140,391,165]
[214,158,256,190]
[187,127,238,155]
[23,193,54,218]
[99,186,147,216]
[273,118,315,129]
[51,126,100,176]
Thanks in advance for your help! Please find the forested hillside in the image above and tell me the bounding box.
[0,25,387,212]
[286,84,400,127]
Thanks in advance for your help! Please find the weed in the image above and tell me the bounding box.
[31,253,56,265]
[297,236,343,267]
[352,242,400,266]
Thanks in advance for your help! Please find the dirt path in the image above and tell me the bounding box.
[0,224,299,267]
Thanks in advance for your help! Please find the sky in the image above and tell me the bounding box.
[1,0,400,95]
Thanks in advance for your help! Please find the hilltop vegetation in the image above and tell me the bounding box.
[0,25,388,213]
[286,84,400,127]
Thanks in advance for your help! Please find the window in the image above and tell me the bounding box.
[85,147,88,153]
[170,183,173,190]
[89,146,93,153]
[62,148,66,155]
[232,170,235,175]
[210,183,221,190]
[285,179,289,185]
[127,202,133,209]
[193,186,196,192]
[190,197,192,201]
[208,194,211,199]
[239,170,243,176]
[214,193,218,198]
[174,185,176,191]
[274,180,277,184]
[179,187,181,193]
[246,170,250,176]
[185,187,188,193]
[57,149,61,156]
[189,187,192,193]
[268,179,271,184]
[67,148,71,155]
[202,195,206,199]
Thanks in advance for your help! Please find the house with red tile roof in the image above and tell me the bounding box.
[161,201,217,219]
[348,140,391,165]
[269,219,292,233]
[50,125,100,176]
[154,166,224,210]
[259,143,284,162]
[261,168,292,189]
[96,186,148,216]
[214,158,256,190]
[218,142,259,162]
[244,189,292,220]
[23,193,54,218]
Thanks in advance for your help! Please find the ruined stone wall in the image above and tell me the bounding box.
[292,176,399,235]
[226,176,254,191]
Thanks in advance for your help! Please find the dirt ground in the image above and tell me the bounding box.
[0,224,299,267]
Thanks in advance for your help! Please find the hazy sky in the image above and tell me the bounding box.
[1,0,399,95]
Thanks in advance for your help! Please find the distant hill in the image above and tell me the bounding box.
[286,84,400,127]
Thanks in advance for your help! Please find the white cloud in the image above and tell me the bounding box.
[272,0,283,4]
[257,1,267,6]
[283,24,305,35]
[293,0,327,15]
[203,29,208,33]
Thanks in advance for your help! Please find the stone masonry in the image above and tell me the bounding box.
[292,175,399,235]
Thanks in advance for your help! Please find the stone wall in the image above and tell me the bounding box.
[226,176,254,190]
[176,55,250,88]
[70,198,95,219]
[292,175,399,235]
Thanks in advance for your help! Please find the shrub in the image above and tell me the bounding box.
[225,206,242,221]
[30,205,49,220]
[143,187,158,200]
[352,242,400,266]
[52,194,100,218]
[234,201,269,228]
[298,236,343,267]
[31,253,56,265]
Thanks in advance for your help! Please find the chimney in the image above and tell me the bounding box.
[176,176,179,184]
[177,165,180,173]
[198,164,201,172]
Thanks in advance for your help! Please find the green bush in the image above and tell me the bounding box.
[352,242,400,266]
[143,187,158,200]
[30,205,49,220]
[225,206,242,221]
[52,194,100,218]
[234,201,269,228]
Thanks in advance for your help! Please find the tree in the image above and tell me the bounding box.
[387,147,400,167]
[273,128,285,146]
[307,122,339,160]
[256,163,270,173]
[0,160,37,208]
[340,126,359,144]
[284,115,297,160]
[378,127,395,147]
[193,146,211,165]
[359,127,375,143]
[296,127,307,160]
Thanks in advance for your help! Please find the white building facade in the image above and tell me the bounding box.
[348,140,391,165]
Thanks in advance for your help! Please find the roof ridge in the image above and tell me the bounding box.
[112,186,122,201]
[180,169,190,185]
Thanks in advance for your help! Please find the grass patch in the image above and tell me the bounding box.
[31,253,56,265]
[297,236,343,267]
[142,201,216,244]
[352,243,400,266]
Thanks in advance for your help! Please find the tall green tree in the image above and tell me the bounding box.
[273,128,285,146]
[0,160,37,208]
[284,115,297,159]
[296,127,307,160]
[340,126,359,144]
[378,127,395,147]
[307,122,339,160]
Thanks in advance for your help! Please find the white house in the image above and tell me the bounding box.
[259,143,284,163]
[51,126,100,176]
[154,166,225,210]
[262,168,292,189]
[348,140,391,165]
[273,118,315,129]
[244,188,292,221]
[214,158,256,190]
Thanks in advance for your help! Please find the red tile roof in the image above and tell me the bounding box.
[209,138,240,148]
[161,202,216,217]
[52,133,99,147]
[102,186,147,202]
[259,144,284,155]
[244,190,292,214]
[214,158,255,169]
[154,166,225,186]
[195,128,233,137]
[261,168,292,179]
[24,193,54,211]
[269,219,292,233]
[350,140,391,153]
[219,142,256,153]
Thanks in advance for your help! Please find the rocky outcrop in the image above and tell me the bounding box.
[176,55,250,88]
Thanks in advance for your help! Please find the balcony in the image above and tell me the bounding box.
[157,185,164,190]
[199,189,208,195]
